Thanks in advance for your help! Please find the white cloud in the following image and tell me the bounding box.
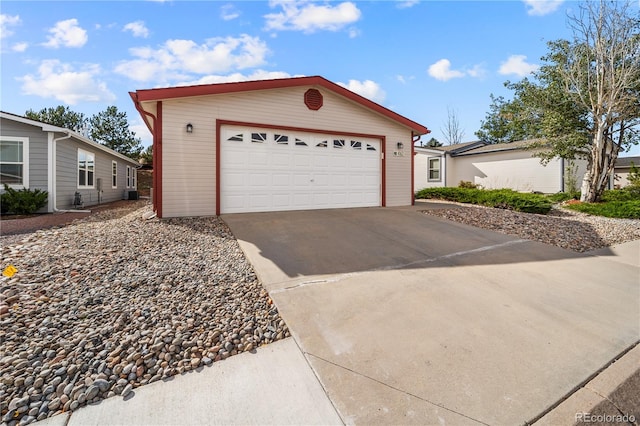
[265,0,361,33]
[221,4,240,21]
[129,119,152,146]
[428,59,465,81]
[337,79,386,104]
[523,0,563,16]
[467,63,487,79]
[176,70,302,87]
[1,14,21,39]
[499,54,539,77]
[396,0,419,9]
[114,34,270,83]
[12,42,28,52]
[18,59,115,104]
[395,74,416,84]
[43,19,88,48]
[124,21,149,38]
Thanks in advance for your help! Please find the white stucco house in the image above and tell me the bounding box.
[130,76,431,218]
[414,140,589,193]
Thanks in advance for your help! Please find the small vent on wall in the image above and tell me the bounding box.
[304,89,323,111]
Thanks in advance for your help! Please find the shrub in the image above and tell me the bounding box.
[1,184,48,215]
[601,189,640,202]
[565,200,640,219]
[458,180,479,189]
[415,187,552,214]
[547,191,580,203]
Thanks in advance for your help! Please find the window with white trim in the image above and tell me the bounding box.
[132,168,136,188]
[0,137,29,188]
[78,149,95,188]
[428,157,441,181]
[126,166,131,188]
[112,161,117,188]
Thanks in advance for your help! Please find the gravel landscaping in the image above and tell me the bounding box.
[0,202,288,425]
[422,201,640,252]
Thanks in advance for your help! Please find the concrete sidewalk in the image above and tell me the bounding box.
[35,339,341,426]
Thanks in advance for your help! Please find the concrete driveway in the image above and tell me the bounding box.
[223,203,639,425]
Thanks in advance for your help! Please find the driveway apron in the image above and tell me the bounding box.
[223,204,640,425]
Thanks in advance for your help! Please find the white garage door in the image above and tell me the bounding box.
[220,125,381,214]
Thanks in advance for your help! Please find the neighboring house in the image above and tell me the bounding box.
[0,111,140,212]
[415,140,588,193]
[130,76,430,218]
[612,156,639,188]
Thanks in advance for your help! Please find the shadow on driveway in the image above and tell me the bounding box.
[222,204,611,281]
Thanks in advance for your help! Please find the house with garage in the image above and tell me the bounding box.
[129,76,430,218]
[414,140,589,193]
[0,111,140,212]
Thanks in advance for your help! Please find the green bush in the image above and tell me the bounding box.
[1,184,48,215]
[565,200,640,219]
[458,180,479,189]
[415,187,552,214]
[547,191,580,203]
[601,188,640,202]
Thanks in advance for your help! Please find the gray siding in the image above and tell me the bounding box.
[1,118,49,212]
[55,137,137,209]
[0,117,49,192]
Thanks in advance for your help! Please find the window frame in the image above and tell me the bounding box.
[112,161,118,189]
[0,136,29,189]
[77,148,95,189]
[132,167,136,188]
[428,157,442,182]
[126,165,131,188]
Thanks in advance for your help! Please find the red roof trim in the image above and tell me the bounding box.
[131,76,430,135]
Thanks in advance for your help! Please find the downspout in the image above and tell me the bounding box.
[130,92,158,215]
[52,132,91,213]
[560,157,565,193]
[412,133,421,205]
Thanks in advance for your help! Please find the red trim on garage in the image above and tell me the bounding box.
[216,119,387,214]
[132,76,430,136]
[156,102,163,218]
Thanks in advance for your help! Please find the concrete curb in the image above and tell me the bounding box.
[533,343,640,425]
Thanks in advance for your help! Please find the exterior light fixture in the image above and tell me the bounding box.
[397,142,404,150]
[186,123,193,133]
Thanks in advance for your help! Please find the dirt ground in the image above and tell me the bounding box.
[0,199,149,237]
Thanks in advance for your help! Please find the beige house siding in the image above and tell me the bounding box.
[155,86,415,217]
[613,171,631,188]
[448,150,565,193]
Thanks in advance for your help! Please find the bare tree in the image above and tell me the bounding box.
[441,106,465,145]
[563,1,640,202]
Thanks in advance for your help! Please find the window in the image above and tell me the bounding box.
[78,149,95,188]
[274,134,288,145]
[251,133,267,143]
[112,161,117,188]
[316,140,327,148]
[126,166,131,188]
[366,144,376,151]
[333,139,345,149]
[227,134,243,142]
[132,168,136,188]
[295,138,308,146]
[0,137,28,188]
[350,141,362,150]
[428,157,441,181]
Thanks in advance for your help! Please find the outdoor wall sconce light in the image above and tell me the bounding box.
[186,123,193,133]
[397,142,404,150]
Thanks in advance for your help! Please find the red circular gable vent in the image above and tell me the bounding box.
[304,89,323,110]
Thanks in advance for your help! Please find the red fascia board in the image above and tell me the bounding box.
[131,76,430,135]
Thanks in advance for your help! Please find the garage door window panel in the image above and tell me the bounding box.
[251,133,267,144]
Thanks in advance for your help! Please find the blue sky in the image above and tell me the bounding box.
[1,0,638,156]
